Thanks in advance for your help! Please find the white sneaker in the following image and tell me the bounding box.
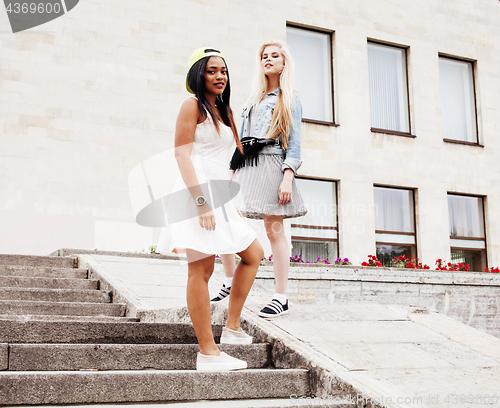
[220,327,253,345]
[196,351,247,371]
[210,284,231,302]
[258,298,289,318]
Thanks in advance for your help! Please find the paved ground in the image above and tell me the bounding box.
[79,255,500,408]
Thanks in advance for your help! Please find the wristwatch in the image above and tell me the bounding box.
[195,196,207,206]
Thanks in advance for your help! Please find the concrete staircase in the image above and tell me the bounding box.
[0,255,132,322]
[0,255,319,406]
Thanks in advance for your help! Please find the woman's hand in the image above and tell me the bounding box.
[279,169,294,204]
[198,205,216,231]
[279,180,292,204]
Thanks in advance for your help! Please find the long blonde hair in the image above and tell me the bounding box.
[245,41,296,150]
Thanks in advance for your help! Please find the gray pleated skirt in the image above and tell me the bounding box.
[232,154,307,220]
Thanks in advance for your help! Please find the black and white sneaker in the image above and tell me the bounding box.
[258,299,289,318]
[210,284,231,302]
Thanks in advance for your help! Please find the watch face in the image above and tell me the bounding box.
[196,196,206,206]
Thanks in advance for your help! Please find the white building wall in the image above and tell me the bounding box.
[0,0,499,268]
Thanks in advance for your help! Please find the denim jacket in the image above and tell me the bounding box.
[239,89,302,174]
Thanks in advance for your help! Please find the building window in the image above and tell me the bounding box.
[448,194,486,271]
[368,42,410,134]
[439,56,478,144]
[291,179,337,262]
[287,25,334,124]
[374,186,416,266]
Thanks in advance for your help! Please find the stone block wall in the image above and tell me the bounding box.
[0,0,499,267]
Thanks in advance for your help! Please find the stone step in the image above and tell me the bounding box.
[0,287,110,303]
[0,265,87,279]
[0,343,6,370]
[6,343,270,371]
[0,255,77,268]
[0,369,309,405]
[3,400,354,408]
[0,314,139,322]
[0,300,125,317]
[0,276,98,290]
[0,320,217,344]
[78,399,355,407]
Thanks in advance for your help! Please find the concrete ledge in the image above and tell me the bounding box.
[0,255,77,268]
[0,369,309,405]
[53,248,184,262]
[78,255,229,323]
[0,343,7,371]
[8,343,270,371]
[257,265,500,286]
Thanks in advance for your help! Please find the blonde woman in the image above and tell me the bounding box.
[218,41,306,317]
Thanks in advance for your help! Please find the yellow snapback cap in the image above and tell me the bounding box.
[186,48,225,93]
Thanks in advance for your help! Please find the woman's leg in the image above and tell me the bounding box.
[220,254,235,278]
[263,214,289,295]
[211,254,235,302]
[186,250,219,356]
[225,239,263,330]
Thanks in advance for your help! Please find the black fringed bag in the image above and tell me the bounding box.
[229,137,280,171]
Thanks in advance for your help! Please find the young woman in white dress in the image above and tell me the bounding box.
[172,48,264,371]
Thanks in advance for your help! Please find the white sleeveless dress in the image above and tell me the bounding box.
[164,115,256,255]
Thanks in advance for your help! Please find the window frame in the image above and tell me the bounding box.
[291,176,339,261]
[373,185,418,256]
[438,54,481,146]
[447,192,487,263]
[286,22,336,126]
[367,40,414,137]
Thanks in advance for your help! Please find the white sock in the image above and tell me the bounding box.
[225,277,233,288]
[274,293,287,304]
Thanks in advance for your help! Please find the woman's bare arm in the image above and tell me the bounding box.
[174,98,216,231]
